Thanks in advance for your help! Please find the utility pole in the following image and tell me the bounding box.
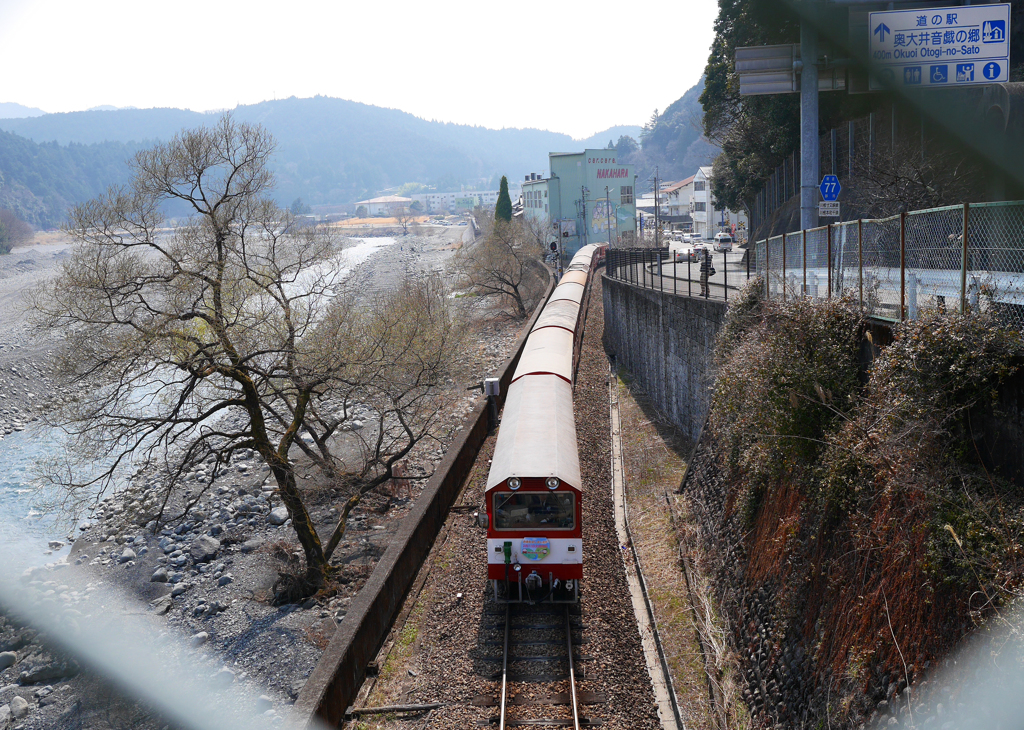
[653,167,660,248]
[799,17,819,231]
[580,186,589,247]
[605,186,612,247]
[633,174,639,243]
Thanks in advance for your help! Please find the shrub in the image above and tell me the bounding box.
[712,292,864,499]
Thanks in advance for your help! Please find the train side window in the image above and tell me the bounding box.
[492,492,575,530]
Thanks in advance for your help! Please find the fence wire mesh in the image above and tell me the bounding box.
[969,203,1024,330]
[754,200,1024,331]
[904,205,964,318]
[767,235,785,299]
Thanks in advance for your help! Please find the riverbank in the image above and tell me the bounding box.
[0,225,532,729]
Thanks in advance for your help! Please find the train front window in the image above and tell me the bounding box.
[492,492,575,530]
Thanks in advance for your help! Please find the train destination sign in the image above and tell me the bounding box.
[868,3,1009,89]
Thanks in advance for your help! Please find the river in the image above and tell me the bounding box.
[0,236,396,568]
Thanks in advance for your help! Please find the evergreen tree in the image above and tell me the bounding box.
[495,175,512,222]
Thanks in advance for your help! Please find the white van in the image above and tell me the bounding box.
[713,232,734,252]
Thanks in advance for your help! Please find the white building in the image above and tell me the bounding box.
[354,195,413,216]
[411,188,515,214]
[690,167,747,240]
[662,176,695,217]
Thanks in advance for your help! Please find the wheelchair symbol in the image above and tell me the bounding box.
[930,65,948,84]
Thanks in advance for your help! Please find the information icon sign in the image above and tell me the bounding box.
[983,62,1002,80]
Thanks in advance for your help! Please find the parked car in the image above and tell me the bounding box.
[668,240,708,262]
[678,243,708,262]
[713,232,734,252]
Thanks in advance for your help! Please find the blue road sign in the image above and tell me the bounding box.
[819,175,841,202]
[868,4,1010,89]
[982,19,1006,43]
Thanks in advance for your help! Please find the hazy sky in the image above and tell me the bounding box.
[0,0,719,139]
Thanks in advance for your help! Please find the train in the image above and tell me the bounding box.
[481,243,605,603]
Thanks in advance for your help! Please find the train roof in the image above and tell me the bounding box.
[486,374,581,492]
[570,246,598,264]
[511,327,574,383]
[531,299,581,334]
[558,270,589,287]
[548,282,585,305]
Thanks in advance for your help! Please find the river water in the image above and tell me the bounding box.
[0,237,395,568]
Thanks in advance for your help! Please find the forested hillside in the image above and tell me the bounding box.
[0,96,644,227]
[609,78,720,188]
[0,130,139,228]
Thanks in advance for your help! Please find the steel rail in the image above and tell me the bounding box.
[566,605,582,730]
[499,603,511,730]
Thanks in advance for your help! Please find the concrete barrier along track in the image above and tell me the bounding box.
[294,269,556,728]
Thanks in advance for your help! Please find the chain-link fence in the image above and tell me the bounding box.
[755,201,1024,330]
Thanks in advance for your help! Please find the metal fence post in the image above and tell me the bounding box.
[961,202,969,314]
[687,254,692,298]
[783,234,787,299]
[900,211,906,321]
[802,230,807,298]
[827,224,832,298]
[858,219,863,310]
[764,238,769,299]
[724,252,728,302]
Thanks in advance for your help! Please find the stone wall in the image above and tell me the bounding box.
[601,275,727,442]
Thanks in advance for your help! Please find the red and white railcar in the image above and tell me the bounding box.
[483,244,604,603]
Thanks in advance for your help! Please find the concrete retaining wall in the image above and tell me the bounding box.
[602,276,728,442]
[295,269,554,727]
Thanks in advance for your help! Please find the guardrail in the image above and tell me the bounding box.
[754,201,1024,329]
[605,247,752,302]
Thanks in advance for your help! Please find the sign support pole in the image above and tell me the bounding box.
[961,203,970,314]
[800,18,819,232]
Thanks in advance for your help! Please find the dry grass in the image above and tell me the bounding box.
[616,373,749,730]
[333,216,431,228]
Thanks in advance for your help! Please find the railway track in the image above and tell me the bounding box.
[474,601,606,727]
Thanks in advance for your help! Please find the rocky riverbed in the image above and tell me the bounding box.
[0,225,531,729]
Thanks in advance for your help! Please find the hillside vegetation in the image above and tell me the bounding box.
[0,130,140,228]
[611,78,721,186]
[702,283,1024,727]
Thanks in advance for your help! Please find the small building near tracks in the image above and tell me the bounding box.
[522,151,636,258]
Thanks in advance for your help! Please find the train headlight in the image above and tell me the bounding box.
[508,477,521,490]
[546,477,560,490]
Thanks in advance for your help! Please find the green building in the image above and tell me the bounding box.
[521,150,636,261]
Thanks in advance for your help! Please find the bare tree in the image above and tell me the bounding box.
[34,115,464,593]
[453,217,545,318]
[848,134,984,217]
[0,209,33,254]
[391,204,415,235]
